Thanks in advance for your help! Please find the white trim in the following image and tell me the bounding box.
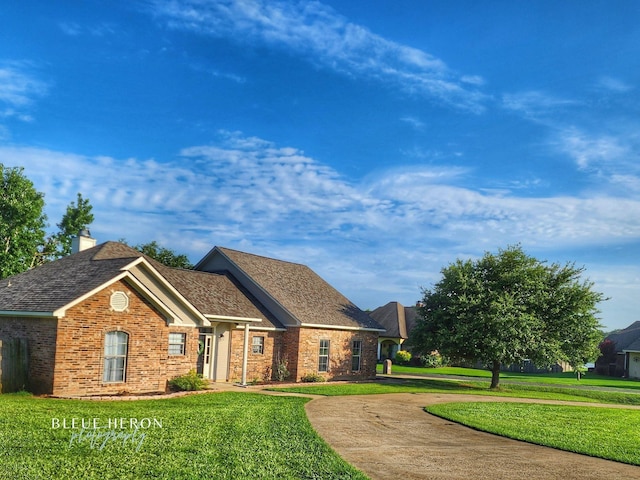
[233,324,286,332]
[205,314,262,323]
[0,310,57,318]
[300,322,385,332]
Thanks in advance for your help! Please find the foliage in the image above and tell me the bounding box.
[598,338,618,364]
[0,392,366,479]
[427,402,640,465]
[394,350,411,365]
[168,370,208,391]
[51,192,94,257]
[410,245,605,388]
[275,358,290,382]
[300,372,326,382]
[0,165,47,278]
[133,240,193,269]
[410,353,444,368]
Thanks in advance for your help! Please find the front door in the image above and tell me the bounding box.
[197,324,231,382]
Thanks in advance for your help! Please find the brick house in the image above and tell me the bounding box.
[0,238,384,396]
[369,301,418,360]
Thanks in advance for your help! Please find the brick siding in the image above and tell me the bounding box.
[284,327,378,382]
[51,280,198,396]
[228,329,286,382]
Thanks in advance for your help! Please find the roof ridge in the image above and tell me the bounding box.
[217,246,309,268]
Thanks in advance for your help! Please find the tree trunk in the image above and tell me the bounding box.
[490,361,501,389]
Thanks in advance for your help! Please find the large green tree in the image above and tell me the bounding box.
[409,245,605,388]
[52,192,94,257]
[0,165,47,278]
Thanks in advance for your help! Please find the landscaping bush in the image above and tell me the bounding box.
[168,370,208,391]
[395,350,412,365]
[275,359,290,382]
[300,373,326,383]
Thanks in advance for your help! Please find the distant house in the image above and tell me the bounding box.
[596,321,640,378]
[369,301,417,360]
[0,236,384,396]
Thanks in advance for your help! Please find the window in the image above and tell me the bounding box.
[169,332,186,355]
[318,339,330,372]
[351,340,362,372]
[103,331,128,382]
[252,336,264,354]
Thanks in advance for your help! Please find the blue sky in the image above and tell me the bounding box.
[2,1,640,331]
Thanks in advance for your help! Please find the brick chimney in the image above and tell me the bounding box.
[71,229,97,253]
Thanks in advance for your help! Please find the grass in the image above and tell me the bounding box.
[426,402,640,465]
[376,364,640,390]
[269,377,640,405]
[0,392,367,480]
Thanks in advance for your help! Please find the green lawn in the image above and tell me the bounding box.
[376,364,640,390]
[426,402,640,465]
[0,392,367,480]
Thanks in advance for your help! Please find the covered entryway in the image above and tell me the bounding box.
[197,323,231,382]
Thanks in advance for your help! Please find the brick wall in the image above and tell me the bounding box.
[287,327,378,381]
[228,329,285,382]
[0,316,58,394]
[52,280,199,396]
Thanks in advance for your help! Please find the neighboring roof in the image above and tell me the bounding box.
[611,321,640,353]
[155,264,284,329]
[213,247,384,331]
[0,242,140,314]
[607,321,640,353]
[370,301,417,339]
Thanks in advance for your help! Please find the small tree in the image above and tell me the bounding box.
[410,245,605,388]
[133,240,193,269]
[0,165,47,278]
[52,193,94,257]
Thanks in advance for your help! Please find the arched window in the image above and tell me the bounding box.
[103,331,128,382]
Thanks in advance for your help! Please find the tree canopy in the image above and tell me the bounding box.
[131,240,193,269]
[0,165,47,278]
[409,245,605,388]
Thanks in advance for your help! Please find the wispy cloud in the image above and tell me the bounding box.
[597,76,633,93]
[148,0,487,112]
[502,90,579,121]
[0,63,48,122]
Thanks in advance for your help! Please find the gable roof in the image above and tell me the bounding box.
[608,320,640,353]
[154,264,283,329]
[370,301,417,339]
[0,242,141,315]
[0,242,281,328]
[202,247,384,331]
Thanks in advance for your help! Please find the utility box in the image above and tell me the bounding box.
[382,359,392,375]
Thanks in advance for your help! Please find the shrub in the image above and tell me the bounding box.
[275,359,290,382]
[168,370,208,391]
[300,373,326,383]
[395,350,412,365]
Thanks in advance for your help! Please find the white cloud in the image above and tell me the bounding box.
[148,0,487,112]
[4,131,640,328]
[502,90,579,120]
[597,76,633,93]
[556,127,631,171]
[0,63,48,120]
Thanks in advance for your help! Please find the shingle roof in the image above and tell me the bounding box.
[609,320,640,352]
[0,242,282,328]
[370,301,417,339]
[154,264,283,329]
[0,242,140,313]
[216,247,384,330]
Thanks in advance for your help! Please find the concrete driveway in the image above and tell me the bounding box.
[304,393,640,480]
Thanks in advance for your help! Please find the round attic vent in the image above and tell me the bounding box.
[110,291,129,312]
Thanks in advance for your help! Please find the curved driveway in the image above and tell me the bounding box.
[304,393,640,480]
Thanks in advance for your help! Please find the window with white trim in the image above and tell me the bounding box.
[252,336,264,354]
[169,332,186,355]
[318,339,330,372]
[351,340,362,372]
[103,331,128,382]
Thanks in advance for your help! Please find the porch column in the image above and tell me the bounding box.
[241,323,250,386]
[377,341,381,361]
